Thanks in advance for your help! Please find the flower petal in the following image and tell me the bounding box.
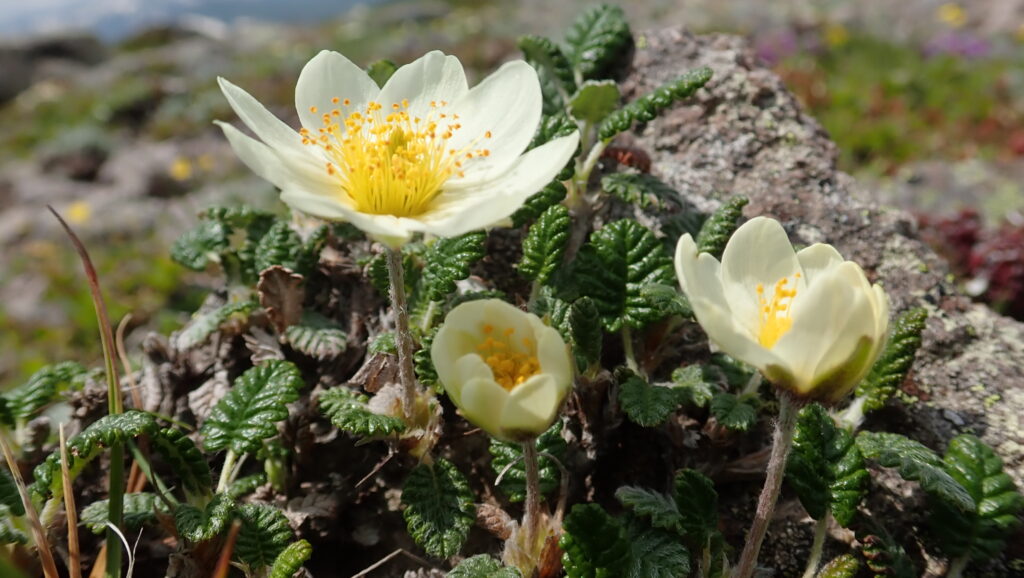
[501,374,563,439]
[217,121,332,191]
[675,233,762,341]
[279,188,414,248]
[295,50,379,133]
[458,378,509,438]
[796,243,844,284]
[690,296,784,371]
[217,77,308,160]
[535,326,573,389]
[378,50,468,116]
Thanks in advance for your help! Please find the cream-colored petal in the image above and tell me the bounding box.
[458,378,509,437]
[217,122,332,191]
[295,50,379,133]
[449,354,493,406]
[431,317,484,399]
[796,243,844,285]
[279,189,413,248]
[691,297,785,371]
[501,374,563,439]
[673,234,700,294]
[535,326,573,390]
[217,77,308,160]
[674,235,759,340]
[378,51,468,116]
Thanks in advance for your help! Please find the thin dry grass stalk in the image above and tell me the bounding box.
[0,430,60,578]
[60,424,83,578]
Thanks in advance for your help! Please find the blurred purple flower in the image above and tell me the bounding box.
[925,31,991,59]
[754,29,799,66]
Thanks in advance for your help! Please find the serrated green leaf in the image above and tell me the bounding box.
[694,197,749,259]
[318,387,405,437]
[414,328,440,392]
[81,492,164,534]
[490,421,567,503]
[519,35,576,96]
[2,361,86,424]
[786,404,867,527]
[640,284,692,319]
[529,114,579,152]
[669,366,715,408]
[369,331,398,355]
[0,469,23,517]
[366,59,398,87]
[519,205,571,285]
[560,503,631,578]
[860,529,916,578]
[254,220,307,274]
[420,232,487,302]
[402,458,474,559]
[601,173,679,209]
[672,469,719,543]
[448,554,522,578]
[512,180,568,227]
[568,297,603,365]
[624,519,691,578]
[572,219,675,331]
[570,80,620,123]
[0,504,27,545]
[174,493,234,543]
[564,4,632,81]
[149,426,213,497]
[227,473,267,500]
[201,360,304,455]
[269,539,312,578]
[616,486,683,534]
[285,311,347,358]
[599,67,712,141]
[709,393,758,431]
[928,434,1024,560]
[235,503,293,568]
[856,431,974,513]
[817,554,860,578]
[202,205,276,230]
[171,220,229,271]
[619,374,682,427]
[175,300,258,350]
[855,308,927,412]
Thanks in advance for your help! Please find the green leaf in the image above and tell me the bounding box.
[268,539,312,578]
[448,554,522,578]
[0,504,27,545]
[81,492,164,534]
[601,173,679,209]
[624,520,691,578]
[518,35,576,96]
[171,220,229,270]
[640,284,692,319]
[235,503,293,569]
[420,232,487,302]
[174,493,234,542]
[202,205,276,230]
[489,421,567,502]
[570,80,620,123]
[511,180,568,227]
[572,219,675,331]
[253,220,306,274]
[709,393,758,431]
[366,59,398,87]
[0,469,23,517]
[817,554,860,578]
[856,431,974,513]
[149,426,214,497]
[599,67,712,141]
[568,297,603,365]
[560,503,631,578]
[669,366,714,408]
[201,360,304,455]
[615,486,683,534]
[402,459,474,559]
[619,374,682,427]
[519,204,571,285]
[226,473,267,500]
[564,4,632,81]
[672,469,719,543]
[928,434,1024,560]
[694,197,749,259]
[317,387,405,438]
[786,404,868,526]
[2,361,86,423]
[285,311,347,358]
[414,328,439,392]
[368,331,397,355]
[855,308,927,412]
[860,529,916,578]
[175,300,258,350]
[529,114,579,152]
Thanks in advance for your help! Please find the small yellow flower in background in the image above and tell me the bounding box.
[674,217,889,404]
[196,154,216,172]
[216,50,579,249]
[937,3,967,28]
[824,24,849,48]
[169,157,193,181]
[65,201,92,224]
[431,299,573,441]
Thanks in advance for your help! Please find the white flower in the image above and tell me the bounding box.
[215,50,579,248]
[431,299,573,441]
[674,217,889,403]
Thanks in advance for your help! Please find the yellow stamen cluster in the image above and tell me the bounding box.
[477,324,541,391]
[756,273,800,348]
[299,98,492,217]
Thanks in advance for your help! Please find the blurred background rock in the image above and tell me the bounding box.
[1,0,1022,390]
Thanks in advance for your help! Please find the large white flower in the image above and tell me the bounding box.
[215,50,579,248]
[432,299,573,441]
[675,217,890,403]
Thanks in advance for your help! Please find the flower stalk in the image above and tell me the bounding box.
[521,440,543,554]
[800,514,829,578]
[387,247,419,420]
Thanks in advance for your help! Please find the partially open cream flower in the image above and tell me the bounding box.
[432,299,573,441]
[675,217,889,403]
[215,50,579,248]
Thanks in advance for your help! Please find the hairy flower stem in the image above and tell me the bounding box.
[800,515,829,578]
[521,440,544,564]
[947,555,970,578]
[733,391,800,578]
[386,247,419,421]
[621,327,640,374]
[216,449,239,494]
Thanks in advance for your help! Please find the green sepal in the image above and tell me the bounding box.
[200,360,304,455]
[601,173,679,209]
[489,421,566,503]
[80,492,165,534]
[448,554,522,577]
[235,502,293,569]
[855,308,927,412]
[817,554,861,578]
[560,503,632,578]
[401,458,474,559]
[511,180,568,227]
[2,361,87,424]
[708,392,758,432]
[519,204,571,285]
[694,196,749,259]
[268,540,313,578]
[623,518,691,578]
[285,311,348,358]
[564,4,632,81]
[599,67,712,141]
[174,492,234,543]
[669,365,715,408]
[618,373,682,427]
[366,59,398,87]
[569,80,620,124]
[786,403,868,526]
[175,300,258,350]
[518,35,576,97]
[318,386,406,438]
[420,232,487,302]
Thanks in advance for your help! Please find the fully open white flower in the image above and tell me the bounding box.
[215,50,579,248]
[432,299,573,441]
[675,217,889,403]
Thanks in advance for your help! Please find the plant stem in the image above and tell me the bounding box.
[621,327,640,374]
[216,449,238,494]
[0,430,60,578]
[386,247,419,421]
[800,514,829,578]
[732,391,800,578]
[947,555,970,578]
[521,440,543,562]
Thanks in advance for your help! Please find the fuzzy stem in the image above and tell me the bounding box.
[732,391,800,578]
[621,327,640,374]
[801,514,829,578]
[215,449,238,494]
[386,247,419,421]
[947,555,970,578]
[521,440,543,562]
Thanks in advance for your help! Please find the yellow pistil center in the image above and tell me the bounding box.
[300,98,492,217]
[755,273,800,348]
[477,324,541,391]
